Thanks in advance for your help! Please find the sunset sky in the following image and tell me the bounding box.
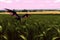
[0,0,60,10]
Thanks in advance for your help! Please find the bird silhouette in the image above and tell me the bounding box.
[5,8,30,22]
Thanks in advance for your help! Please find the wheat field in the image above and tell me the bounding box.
[0,11,60,14]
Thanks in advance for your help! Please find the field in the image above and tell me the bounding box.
[1,10,60,14]
[0,13,60,40]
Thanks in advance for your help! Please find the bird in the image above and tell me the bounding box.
[5,8,21,20]
[21,12,30,19]
[5,8,30,22]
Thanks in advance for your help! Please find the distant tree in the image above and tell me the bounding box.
[22,9,28,12]
[0,10,5,12]
[32,10,37,12]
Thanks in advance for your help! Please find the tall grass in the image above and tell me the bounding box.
[0,14,60,40]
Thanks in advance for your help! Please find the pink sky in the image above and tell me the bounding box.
[0,0,60,10]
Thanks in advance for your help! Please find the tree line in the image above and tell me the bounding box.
[0,9,60,12]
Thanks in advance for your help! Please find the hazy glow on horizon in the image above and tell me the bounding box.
[0,0,60,10]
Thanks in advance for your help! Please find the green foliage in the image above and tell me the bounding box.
[0,14,60,40]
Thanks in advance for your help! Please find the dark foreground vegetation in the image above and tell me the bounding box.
[0,14,60,40]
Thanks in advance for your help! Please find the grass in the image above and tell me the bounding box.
[0,14,60,40]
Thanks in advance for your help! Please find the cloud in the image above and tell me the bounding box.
[0,0,13,3]
[15,0,20,2]
[0,0,20,3]
[54,0,60,3]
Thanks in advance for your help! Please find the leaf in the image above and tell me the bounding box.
[19,35,27,40]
